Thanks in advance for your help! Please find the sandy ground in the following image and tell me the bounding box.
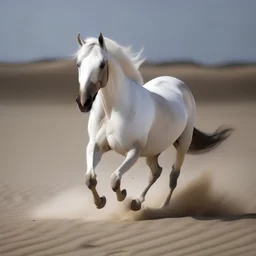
[0,61,256,255]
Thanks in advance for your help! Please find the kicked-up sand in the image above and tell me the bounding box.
[0,60,256,255]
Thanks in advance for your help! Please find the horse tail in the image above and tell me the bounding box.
[187,126,233,155]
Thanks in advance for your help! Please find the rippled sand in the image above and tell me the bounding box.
[0,61,256,255]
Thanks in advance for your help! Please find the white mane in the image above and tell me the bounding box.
[75,36,145,85]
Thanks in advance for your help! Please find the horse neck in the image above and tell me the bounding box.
[99,58,134,119]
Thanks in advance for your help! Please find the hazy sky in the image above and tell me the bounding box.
[1,0,256,64]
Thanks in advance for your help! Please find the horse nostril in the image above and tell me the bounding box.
[84,97,92,107]
[76,96,82,106]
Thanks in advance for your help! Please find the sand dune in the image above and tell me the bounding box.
[1,62,256,255]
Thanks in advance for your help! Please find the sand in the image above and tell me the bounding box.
[0,61,256,255]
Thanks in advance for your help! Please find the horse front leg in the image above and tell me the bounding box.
[84,141,106,209]
[110,147,140,202]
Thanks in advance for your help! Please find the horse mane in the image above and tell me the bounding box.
[75,36,145,85]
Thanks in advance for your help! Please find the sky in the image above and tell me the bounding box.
[1,0,256,64]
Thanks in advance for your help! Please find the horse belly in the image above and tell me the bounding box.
[141,101,188,156]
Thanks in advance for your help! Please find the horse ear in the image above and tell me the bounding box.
[98,32,106,50]
[77,32,85,46]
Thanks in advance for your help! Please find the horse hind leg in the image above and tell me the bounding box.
[161,124,193,208]
[160,151,184,208]
[131,155,162,211]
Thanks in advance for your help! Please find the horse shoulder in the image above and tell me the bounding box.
[87,98,107,141]
[104,85,154,153]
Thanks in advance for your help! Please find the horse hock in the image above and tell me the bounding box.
[169,166,180,190]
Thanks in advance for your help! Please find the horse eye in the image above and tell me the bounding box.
[76,63,80,68]
[99,60,105,69]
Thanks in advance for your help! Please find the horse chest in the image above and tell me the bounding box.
[105,117,145,155]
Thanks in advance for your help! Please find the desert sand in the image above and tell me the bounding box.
[0,60,256,255]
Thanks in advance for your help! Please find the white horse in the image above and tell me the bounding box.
[75,33,233,211]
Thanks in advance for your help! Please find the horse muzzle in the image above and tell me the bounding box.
[76,93,97,113]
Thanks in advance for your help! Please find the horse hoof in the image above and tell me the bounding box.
[117,189,127,202]
[131,199,141,211]
[96,196,106,209]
